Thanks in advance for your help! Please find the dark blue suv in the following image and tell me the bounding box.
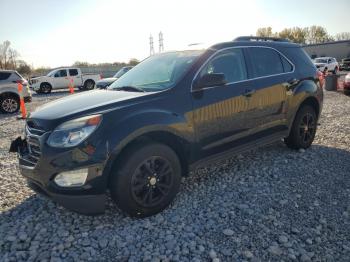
[11,36,323,217]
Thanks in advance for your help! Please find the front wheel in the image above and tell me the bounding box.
[110,142,182,217]
[83,80,95,90]
[40,83,52,94]
[285,105,317,149]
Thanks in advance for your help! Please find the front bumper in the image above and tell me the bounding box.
[11,130,108,215]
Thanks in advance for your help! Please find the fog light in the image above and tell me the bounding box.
[54,168,88,187]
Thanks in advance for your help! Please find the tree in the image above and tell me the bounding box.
[16,60,32,76]
[306,25,329,44]
[335,32,350,41]
[128,58,139,66]
[0,40,11,69]
[256,27,275,37]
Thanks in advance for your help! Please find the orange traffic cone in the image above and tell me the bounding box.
[69,78,74,94]
[17,82,27,119]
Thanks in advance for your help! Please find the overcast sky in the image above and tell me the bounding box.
[0,0,349,68]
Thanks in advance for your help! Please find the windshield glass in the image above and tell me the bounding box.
[314,58,328,63]
[113,67,131,78]
[47,70,56,77]
[109,50,204,91]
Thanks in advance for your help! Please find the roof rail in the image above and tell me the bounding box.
[233,36,290,43]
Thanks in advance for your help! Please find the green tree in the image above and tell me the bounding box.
[128,58,139,66]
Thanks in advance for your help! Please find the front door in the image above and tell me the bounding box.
[191,48,254,158]
[53,69,69,89]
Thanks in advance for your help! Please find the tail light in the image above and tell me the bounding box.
[16,79,28,86]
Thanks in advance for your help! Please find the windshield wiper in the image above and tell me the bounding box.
[113,86,146,92]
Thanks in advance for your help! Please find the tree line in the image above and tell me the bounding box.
[256,25,350,44]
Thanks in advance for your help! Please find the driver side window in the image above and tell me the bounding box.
[200,49,247,83]
[54,70,67,77]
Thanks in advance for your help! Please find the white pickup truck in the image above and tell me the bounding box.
[30,67,101,94]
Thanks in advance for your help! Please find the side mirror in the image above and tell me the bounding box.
[193,73,227,90]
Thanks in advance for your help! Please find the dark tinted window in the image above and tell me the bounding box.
[0,72,11,80]
[280,55,293,72]
[69,69,78,76]
[55,70,67,77]
[248,47,284,77]
[201,49,247,83]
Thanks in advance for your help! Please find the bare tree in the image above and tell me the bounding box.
[256,27,275,37]
[335,32,350,41]
[0,40,11,69]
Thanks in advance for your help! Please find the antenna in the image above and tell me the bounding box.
[159,31,164,53]
[149,34,154,56]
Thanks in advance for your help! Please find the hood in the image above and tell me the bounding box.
[314,63,326,67]
[96,77,117,85]
[30,89,148,121]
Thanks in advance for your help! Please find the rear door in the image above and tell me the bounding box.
[243,46,294,134]
[68,68,81,87]
[52,69,69,89]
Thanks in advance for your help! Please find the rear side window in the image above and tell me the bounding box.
[280,55,293,72]
[0,72,11,80]
[69,69,78,76]
[200,48,247,83]
[248,47,284,78]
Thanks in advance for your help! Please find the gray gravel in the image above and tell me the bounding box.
[0,89,349,262]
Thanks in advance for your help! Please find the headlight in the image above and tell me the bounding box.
[47,114,102,148]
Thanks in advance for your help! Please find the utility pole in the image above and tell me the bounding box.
[149,34,155,56]
[159,31,164,53]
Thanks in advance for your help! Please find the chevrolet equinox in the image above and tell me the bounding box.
[10,36,323,217]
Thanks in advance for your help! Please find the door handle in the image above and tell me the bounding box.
[243,89,256,97]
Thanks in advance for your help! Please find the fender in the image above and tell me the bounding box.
[100,108,194,178]
[286,78,322,131]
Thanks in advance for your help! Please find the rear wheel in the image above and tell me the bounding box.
[84,80,95,90]
[110,142,181,217]
[285,105,317,149]
[40,83,52,94]
[0,94,20,113]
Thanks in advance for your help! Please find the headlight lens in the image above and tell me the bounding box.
[47,114,102,148]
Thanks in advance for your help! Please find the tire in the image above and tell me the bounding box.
[285,105,317,150]
[83,80,95,90]
[0,94,20,113]
[110,142,182,217]
[39,83,52,94]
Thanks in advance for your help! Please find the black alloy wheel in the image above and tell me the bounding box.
[131,156,174,208]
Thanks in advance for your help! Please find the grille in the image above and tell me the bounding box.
[21,124,45,167]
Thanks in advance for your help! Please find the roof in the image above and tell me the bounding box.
[210,40,300,50]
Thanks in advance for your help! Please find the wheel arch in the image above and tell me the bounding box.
[103,129,192,186]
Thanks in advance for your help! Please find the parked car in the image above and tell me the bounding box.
[30,67,101,94]
[0,70,31,113]
[10,36,323,217]
[344,73,350,95]
[96,66,133,89]
[339,58,350,71]
[313,57,339,74]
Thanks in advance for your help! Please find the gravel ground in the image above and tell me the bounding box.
[0,89,349,262]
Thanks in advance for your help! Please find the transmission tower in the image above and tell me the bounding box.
[159,31,164,53]
[149,34,155,56]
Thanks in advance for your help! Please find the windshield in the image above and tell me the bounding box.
[113,67,131,78]
[109,50,204,91]
[47,70,56,77]
[314,58,328,63]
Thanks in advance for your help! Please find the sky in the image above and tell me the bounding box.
[0,0,349,68]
